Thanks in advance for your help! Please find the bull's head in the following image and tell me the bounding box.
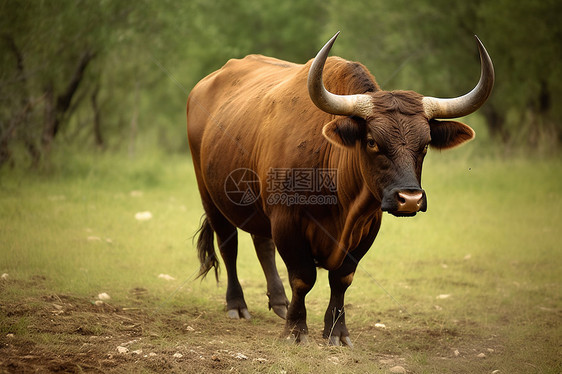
[308,32,494,217]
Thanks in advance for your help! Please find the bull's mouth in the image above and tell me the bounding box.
[388,210,420,217]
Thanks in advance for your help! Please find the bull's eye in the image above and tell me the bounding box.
[367,138,379,152]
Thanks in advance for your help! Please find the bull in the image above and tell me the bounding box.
[186,32,494,346]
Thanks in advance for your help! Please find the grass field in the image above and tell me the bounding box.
[0,147,560,373]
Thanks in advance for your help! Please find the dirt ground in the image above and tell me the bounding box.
[1,278,266,373]
[1,276,558,373]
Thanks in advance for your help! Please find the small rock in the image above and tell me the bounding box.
[6,333,15,338]
[374,323,386,329]
[436,294,451,299]
[211,355,220,361]
[131,349,143,355]
[234,352,248,360]
[98,293,111,300]
[94,300,104,306]
[389,366,406,373]
[328,356,339,365]
[1,273,9,280]
[476,353,486,358]
[135,211,153,221]
[158,274,176,281]
[173,352,183,358]
[487,348,495,353]
[148,352,157,357]
[492,370,500,374]
[121,339,139,346]
[453,349,460,357]
[116,346,129,354]
[254,358,268,363]
[185,325,195,332]
[434,305,443,310]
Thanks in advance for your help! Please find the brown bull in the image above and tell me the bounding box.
[186,32,494,346]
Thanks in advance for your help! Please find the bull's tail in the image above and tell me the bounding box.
[194,215,220,281]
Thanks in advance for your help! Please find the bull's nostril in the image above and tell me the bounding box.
[397,191,424,212]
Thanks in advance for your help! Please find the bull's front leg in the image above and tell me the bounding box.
[283,263,317,343]
[323,269,355,347]
[272,225,317,343]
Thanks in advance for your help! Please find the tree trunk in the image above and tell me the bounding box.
[42,50,96,152]
[1,35,41,168]
[482,104,509,144]
[129,81,140,158]
[91,85,104,148]
[42,83,57,151]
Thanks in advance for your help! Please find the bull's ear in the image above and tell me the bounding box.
[322,117,364,148]
[429,119,475,149]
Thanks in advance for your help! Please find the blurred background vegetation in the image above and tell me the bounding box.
[1,0,561,169]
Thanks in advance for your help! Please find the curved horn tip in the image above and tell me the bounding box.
[308,31,374,117]
[474,36,488,55]
[319,31,341,56]
[423,35,494,119]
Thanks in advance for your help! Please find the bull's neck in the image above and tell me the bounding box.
[324,144,377,210]
[316,141,380,270]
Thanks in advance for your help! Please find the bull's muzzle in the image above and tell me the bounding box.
[382,188,427,217]
[397,191,424,213]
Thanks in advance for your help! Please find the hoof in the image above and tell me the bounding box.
[285,333,309,345]
[227,308,251,320]
[271,304,288,320]
[328,335,353,347]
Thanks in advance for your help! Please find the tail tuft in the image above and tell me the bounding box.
[194,215,219,281]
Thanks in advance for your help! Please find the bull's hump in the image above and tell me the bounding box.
[225,55,300,70]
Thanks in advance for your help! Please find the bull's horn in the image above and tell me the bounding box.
[423,36,495,119]
[308,32,373,118]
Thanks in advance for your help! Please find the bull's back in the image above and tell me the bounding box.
[187,55,302,159]
[187,55,311,235]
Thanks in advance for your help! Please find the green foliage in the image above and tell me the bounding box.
[0,0,561,169]
[327,0,562,150]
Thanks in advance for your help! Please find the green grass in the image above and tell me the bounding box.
[0,146,560,373]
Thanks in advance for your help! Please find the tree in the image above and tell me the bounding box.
[326,0,562,151]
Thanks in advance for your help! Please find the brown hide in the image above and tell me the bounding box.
[187,35,492,343]
[187,55,385,270]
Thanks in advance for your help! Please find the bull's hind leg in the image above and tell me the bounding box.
[205,208,251,320]
[251,235,289,319]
